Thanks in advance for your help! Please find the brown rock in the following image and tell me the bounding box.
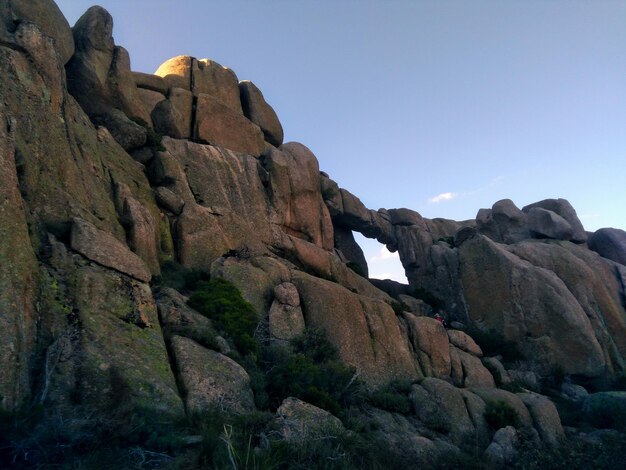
[447,330,483,357]
[170,336,254,414]
[517,393,564,448]
[154,55,192,90]
[92,109,147,150]
[404,315,451,378]
[194,93,264,155]
[193,59,243,112]
[132,71,169,94]
[152,87,193,139]
[239,80,284,146]
[155,186,185,215]
[269,302,305,342]
[293,271,421,386]
[453,346,495,388]
[137,88,166,118]
[274,282,300,307]
[6,0,75,65]
[70,217,151,282]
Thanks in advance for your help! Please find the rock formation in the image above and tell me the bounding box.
[1,1,625,467]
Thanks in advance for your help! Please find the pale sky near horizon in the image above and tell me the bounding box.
[56,0,626,283]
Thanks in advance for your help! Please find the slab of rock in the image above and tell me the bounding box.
[194,93,264,156]
[70,217,151,282]
[92,109,146,150]
[450,346,495,388]
[517,393,564,448]
[447,329,483,357]
[170,335,254,414]
[6,0,75,65]
[274,397,344,442]
[155,187,185,215]
[152,87,193,139]
[484,426,518,468]
[482,357,511,386]
[588,228,626,266]
[527,207,573,240]
[193,59,242,112]
[269,283,305,342]
[154,55,192,90]
[404,315,451,378]
[132,71,169,94]
[398,295,433,316]
[522,198,586,243]
[239,80,283,146]
[137,88,166,118]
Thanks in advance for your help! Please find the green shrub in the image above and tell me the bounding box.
[291,328,338,363]
[484,401,519,430]
[188,278,260,356]
[368,379,414,414]
[156,260,210,292]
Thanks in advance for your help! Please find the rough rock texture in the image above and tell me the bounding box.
[450,346,495,388]
[152,87,193,139]
[589,228,626,266]
[404,315,451,378]
[484,426,518,469]
[269,283,305,341]
[239,80,284,146]
[293,271,421,385]
[522,198,587,243]
[527,207,573,241]
[447,329,483,357]
[71,218,151,282]
[274,397,344,442]
[170,335,254,414]
[132,71,169,94]
[517,393,564,448]
[195,93,264,155]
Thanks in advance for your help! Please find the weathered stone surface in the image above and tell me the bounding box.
[269,283,305,342]
[170,335,254,414]
[482,357,511,386]
[5,0,75,65]
[274,282,300,306]
[195,93,264,155]
[293,271,420,386]
[154,55,192,90]
[115,183,160,275]
[155,186,185,215]
[404,315,451,378]
[152,87,193,139]
[67,7,150,125]
[507,369,539,391]
[477,199,530,244]
[71,218,151,282]
[560,381,588,402]
[320,173,343,217]
[92,109,147,150]
[458,232,606,377]
[517,393,564,448]
[484,426,518,469]
[470,388,533,429]
[527,207,573,240]
[267,144,334,250]
[334,225,369,277]
[193,59,242,112]
[137,88,166,118]
[0,105,38,411]
[274,397,344,442]
[522,198,586,243]
[410,378,475,447]
[398,295,433,316]
[132,71,169,94]
[589,228,626,266]
[447,330,483,357]
[450,346,495,388]
[239,80,283,146]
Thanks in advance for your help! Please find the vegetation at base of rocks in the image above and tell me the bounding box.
[188,278,260,356]
[484,400,519,430]
[411,287,443,312]
[346,261,365,277]
[154,260,211,292]
[366,379,414,414]
[129,116,165,151]
[511,432,626,470]
[464,325,523,362]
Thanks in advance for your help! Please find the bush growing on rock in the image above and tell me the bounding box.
[188,278,260,356]
[484,401,520,430]
[367,379,414,414]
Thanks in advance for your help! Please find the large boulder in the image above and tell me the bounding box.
[194,93,265,155]
[449,345,495,388]
[458,231,606,377]
[527,207,573,241]
[151,87,193,139]
[3,0,75,65]
[476,199,530,244]
[274,397,344,442]
[404,315,451,378]
[239,80,284,146]
[292,271,421,386]
[522,198,586,243]
[588,228,626,266]
[66,6,151,136]
[269,282,305,342]
[170,335,255,414]
[517,393,564,447]
[483,426,518,469]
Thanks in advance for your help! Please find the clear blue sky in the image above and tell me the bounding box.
[57,1,626,282]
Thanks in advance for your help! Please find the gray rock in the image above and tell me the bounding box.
[447,329,483,357]
[484,426,518,469]
[482,357,511,386]
[274,397,344,442]
[527,207,573,240]
[70,217,151,282]
[560,382,588,402]
[588,227,626,266]
[522,198,586,243]
[155,186,185,215]
[398,295,433,316]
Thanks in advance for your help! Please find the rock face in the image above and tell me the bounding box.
[240,80,284,146]
[589,228,626,266]
[274,397,344,442]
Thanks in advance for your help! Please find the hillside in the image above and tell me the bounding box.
[1,2,625,468]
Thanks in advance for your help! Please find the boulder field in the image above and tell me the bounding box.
[1,1,625,467]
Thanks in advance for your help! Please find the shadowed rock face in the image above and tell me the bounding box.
[2,4,626,461]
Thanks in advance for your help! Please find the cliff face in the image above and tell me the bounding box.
[1,1,626,466]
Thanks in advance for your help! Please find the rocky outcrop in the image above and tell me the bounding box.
[239,80,284,146]
[269,282,305,342]
[589,228,626,266]
[274,397,344,442]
